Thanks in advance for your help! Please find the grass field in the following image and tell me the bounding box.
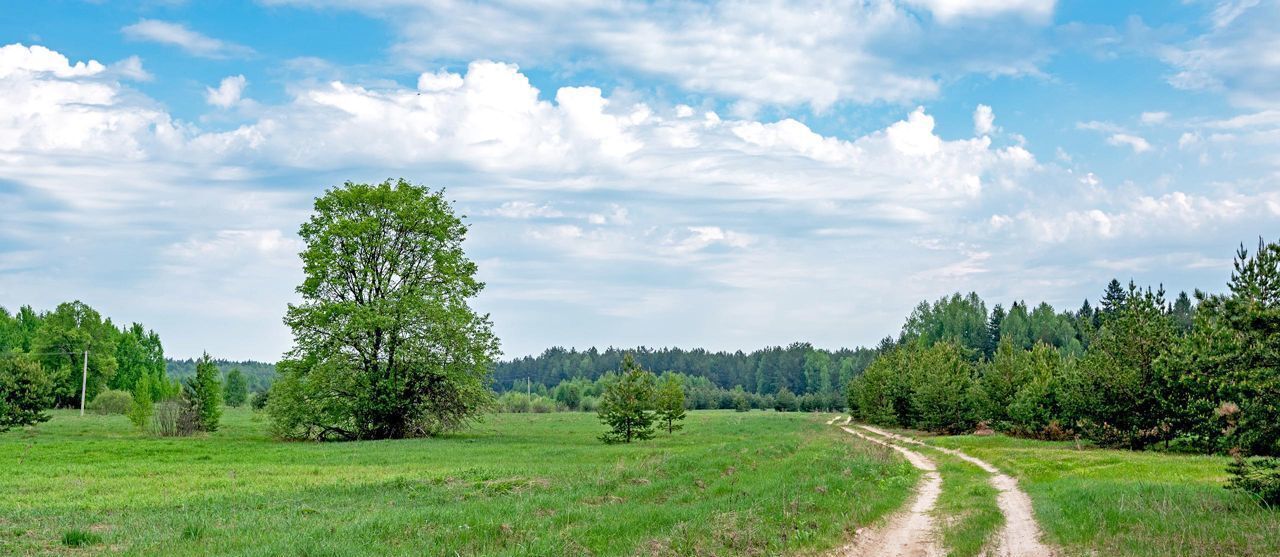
[925,433,1280,557]
[0,409,916,556]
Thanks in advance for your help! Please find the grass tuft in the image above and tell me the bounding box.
[60,529,102,547]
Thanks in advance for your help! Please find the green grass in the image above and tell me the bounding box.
[0,409,916,556]
[926,434,1280,557]
[924,449,1002,557]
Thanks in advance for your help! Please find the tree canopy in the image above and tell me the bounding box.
[267,179,499,441]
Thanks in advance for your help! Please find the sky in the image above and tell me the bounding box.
[1,0,1278,362]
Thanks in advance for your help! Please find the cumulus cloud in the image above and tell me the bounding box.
[205,75,247,108]
[3,41,1273,360]
[121,20,254,59]
[974,104,996,135]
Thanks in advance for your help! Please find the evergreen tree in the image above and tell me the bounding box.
[223,368,248,407]
[911,342,978,434]
[0,354,54,432]
[185,353,222,432]
[597,355,657,444]
[1170,291,1195,334]
[655,375,686,434]
[1099,278,1128,319]
[984,303,1006,360]
[1064,284,1175,449]
[1159,239,1280,455]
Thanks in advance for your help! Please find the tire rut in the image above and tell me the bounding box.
[834,425,944,557]
[855,425,1056,557]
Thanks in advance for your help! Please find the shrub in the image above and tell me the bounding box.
[1227,455,1280,506]
[250,389,270,411]
[579,396,600,412]
[89,389,133,415]
[152,399,200,437]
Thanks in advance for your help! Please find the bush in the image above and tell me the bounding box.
[580,396,600,412]
[250,389,270,411]
[152,399,200,437]
[89,389,133,415]
[1227,455,1280,506]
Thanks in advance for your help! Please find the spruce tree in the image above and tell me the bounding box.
[185,353,222,432]
[1099,278,1128,319]
[597,355,657,444]
[655,375,686,434]
[984,303,1006,360]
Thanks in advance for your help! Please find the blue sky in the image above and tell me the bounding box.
[2,1,1278,361]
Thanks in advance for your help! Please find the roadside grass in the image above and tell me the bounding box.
[924,434,1280,557]
[0,408,916,556]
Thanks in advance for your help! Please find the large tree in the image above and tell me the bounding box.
[268,179,499,441]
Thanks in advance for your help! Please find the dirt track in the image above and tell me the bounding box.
[839,425,1049,555]
[836,426,943,557]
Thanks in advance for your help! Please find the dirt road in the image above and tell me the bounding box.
[836,426,944,557]
[855,425,1055,557]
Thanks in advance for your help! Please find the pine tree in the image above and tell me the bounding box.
[127,373,153,429]
[223,368,248,407]
[597,354,657,444]
[984,303,1006,360]
[185,353,222,432]
[1099,278,1128,319]
[655,375,686,434]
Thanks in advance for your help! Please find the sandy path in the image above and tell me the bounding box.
[856,425,1056,557]
[835,426,944,557]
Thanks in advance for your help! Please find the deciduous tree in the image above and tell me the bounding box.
[268,179,498,440]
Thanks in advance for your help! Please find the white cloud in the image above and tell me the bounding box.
[887,107,944,156]
[206,75,247,108]
[264,0,1051,110]
[974,104,996,135]
[1106,133,1152,153]
[4,41,1273,360]
[121,20,254,59]
[1140,111,1169,124]
[1161,1,1280,108]
[486,201,563,219]
[904,0,1057,23]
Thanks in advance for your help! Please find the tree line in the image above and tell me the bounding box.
[495,344,878,399]
[1,301,252,434]
[849,239,1280,463]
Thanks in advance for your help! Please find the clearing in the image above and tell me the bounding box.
[0,409,913,556]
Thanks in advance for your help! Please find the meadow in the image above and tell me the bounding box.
[0,409,915,556]
[925,433,1280,556]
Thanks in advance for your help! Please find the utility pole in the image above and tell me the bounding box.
[79,349,88,416]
